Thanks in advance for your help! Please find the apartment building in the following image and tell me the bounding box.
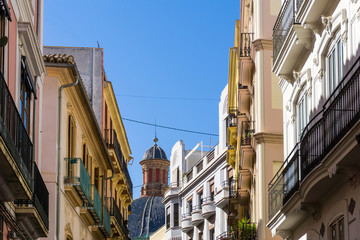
[0,0,49,239]
[226,0,283,239]
[163,86,231,240]
[42,47,133,240]
[267,0,360,239]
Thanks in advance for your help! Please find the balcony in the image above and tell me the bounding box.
[191,205,203,226]
[181,213,192,232]
[15,163,49,238]
[216,232,233,240]
[105,129,133,198]
[106,197,129,238]
[268,57,360,222]
[239,33,254,87]
[201,197,215,218]
[0,71,33,200]
[272,0,315,79]
[64,158,91,207]
[215,180,230,208]
[98,206,111,238]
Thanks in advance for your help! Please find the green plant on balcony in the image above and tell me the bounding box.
[233,218,257,240]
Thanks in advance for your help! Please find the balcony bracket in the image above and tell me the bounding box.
[276,229,292,240]
[297,203,321,222]
[304,22,321,36]
[294,25,314,51]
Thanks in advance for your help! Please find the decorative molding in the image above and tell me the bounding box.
[18,22,46,76]
[294,25,313,50]
[328,164,337,178]
[253,132,283,144]
[321,16,333,36]
[276,230,292,239]
[307,69,312,96]
[293,71,301,86]
[341,9,348,43]
[313,56,319,66]
[357,7,360,21]
[279,73,294,85]
[291,114,296,123]
[300,203,321,222]
[351,0,358,3]
[304,22,320,35]
[350,173,360,188]
[64,223,73,240]
[252,38,273,51]
[285,100,292,112]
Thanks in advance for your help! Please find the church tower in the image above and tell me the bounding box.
[140,137,170,197]
[128,138,169,239]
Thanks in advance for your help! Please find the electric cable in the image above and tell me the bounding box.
[122,118,219,137]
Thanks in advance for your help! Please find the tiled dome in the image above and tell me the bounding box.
[142,138,167,160]
[128,196,165,239]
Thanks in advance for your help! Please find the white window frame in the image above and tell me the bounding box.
[296,88,309,141]
[326,35,343,98]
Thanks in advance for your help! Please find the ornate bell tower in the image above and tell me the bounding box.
[140,138,170,197]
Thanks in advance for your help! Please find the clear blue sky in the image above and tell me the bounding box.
[44,0,240,200]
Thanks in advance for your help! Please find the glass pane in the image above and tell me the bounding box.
[338,40,343,84]
[339,218,344,240]
[331,223,337,240]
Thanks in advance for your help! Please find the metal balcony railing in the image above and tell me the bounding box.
[240,121,255,146]
[64,158,92,203]
[104,129,133,198]
[15,163,49,229]
[92,185,102,223]
[268,56,360,220]
[0,70,32,187]
[240,33,254,57]
[106,197,129,237]
[273,0,306,63]
[273,0,296,63]
[102,206,111,237]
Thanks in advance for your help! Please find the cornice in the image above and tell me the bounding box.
[104,81,132,159]
[253,132,283,144]
[252,38,273,52]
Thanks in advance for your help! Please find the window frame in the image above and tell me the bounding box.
[326,36,343,98]
[329,216,344,240]
[296,88,309,141]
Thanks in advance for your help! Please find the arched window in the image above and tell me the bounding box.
[326,36,343,97]
[296,88,309,140]
[330,216,344,240]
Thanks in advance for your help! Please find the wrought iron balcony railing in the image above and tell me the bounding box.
[273,0,306,63]
[104,129,133,198]
[0,69,32,187]
[106,197,129,237]
[101,206,111,237]
[240,33,254,57]
[240,121,255,146]
[91,185,102,223]
[268,56,360,220]
[64,158,92,204]
[15,163,49,229]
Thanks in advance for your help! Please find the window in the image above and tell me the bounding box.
[148,169,152,183]
[198,190,203,206]
[166,206,170,229]
[20,56,35,132]
[297,90,308,140]
[173,203,179,227]
[156,168,160,182]
[210,179,215,201]
[330,216,344,240]
[327,38,343,96]
[67,115,76,158]
[209,229,214,240]
[163,169,166,184]
[187,199,192,215]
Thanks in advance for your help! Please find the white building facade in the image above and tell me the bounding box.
[268,0,360,239]
[163,86,233,240]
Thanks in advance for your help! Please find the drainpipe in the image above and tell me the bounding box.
[56,76,79,240]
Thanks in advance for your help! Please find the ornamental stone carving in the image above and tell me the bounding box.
[276,230,292,240]
[341,9,348,43]
[321,16,333,36]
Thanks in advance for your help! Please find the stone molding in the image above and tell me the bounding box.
[253,132,283,144]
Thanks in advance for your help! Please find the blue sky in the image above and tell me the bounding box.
[44,0,240,200]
